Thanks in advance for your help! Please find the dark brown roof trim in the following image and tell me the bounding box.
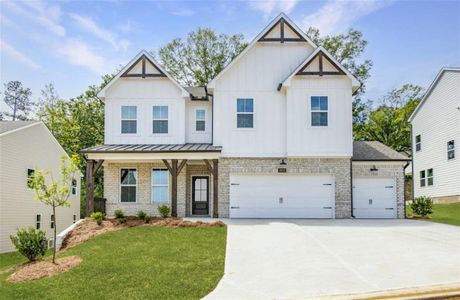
[121,54,166,78]
[258,17,306,43]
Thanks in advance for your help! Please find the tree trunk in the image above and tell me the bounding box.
[52,205,56,264]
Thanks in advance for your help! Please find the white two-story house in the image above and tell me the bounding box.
[409,68,460,203]
[82,13,409,219]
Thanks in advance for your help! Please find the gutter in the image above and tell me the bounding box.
[409,124,415,219]
[350,158,354,218]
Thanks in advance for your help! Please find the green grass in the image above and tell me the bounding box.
[407,203,460,226]
[0,252,27,270]
[0,226,227,299]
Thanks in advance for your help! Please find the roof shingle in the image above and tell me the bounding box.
[353,141,409,161]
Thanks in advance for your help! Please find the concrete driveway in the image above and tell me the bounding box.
[204,219,460,300]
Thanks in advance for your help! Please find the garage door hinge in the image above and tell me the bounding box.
[385,208,394,210]
[385,186,394,188]
[323,207,333,209]
[323,183,332,186]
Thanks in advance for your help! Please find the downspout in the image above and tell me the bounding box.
[408,123,415,219]
[208,89,214,146]
[350,158,354,218]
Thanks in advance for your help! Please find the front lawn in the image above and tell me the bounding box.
[0,226,227,299]
[407,203,460,226]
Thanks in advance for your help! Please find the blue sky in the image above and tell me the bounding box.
[1,0,459,112]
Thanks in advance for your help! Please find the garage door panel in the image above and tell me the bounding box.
[230,174,334,219]
[353,178,396,218]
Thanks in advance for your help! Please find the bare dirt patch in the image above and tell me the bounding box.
[8,256,82,283]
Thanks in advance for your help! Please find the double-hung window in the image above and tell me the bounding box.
[420,170,426,187]
[152,169,169,203]
[121,106,137,134]
[50,214,55,229]
[27,169,35,188]
[447,140,455,160]
[427,168,434,186]
[415,135,421,152]
[195,109,206,132]
[237,98,254,128]
[120,169,137,202]
[311,96,328,126]
[36,214,41,229]
[153,106,168,134]
[73,214,77,224]
[71,179,77,195]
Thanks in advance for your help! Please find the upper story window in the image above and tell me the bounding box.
[447,140,455,160]
[50,214,55,229]
[415,135,421,152]
[120,168,137,202]
[195,109,206,132]
[71,179,77,195]
[427,168,434,186]
[237,98,254,128]
[311,96,328,126]
[152,169,169,204]
[36,214,41,229]
[27,169,35,189]
[121,106,137,134]
[153,106,168,134]
[419,170,426,187]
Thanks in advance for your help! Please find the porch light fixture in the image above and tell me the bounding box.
[370,165,378,172]
[280,159,287,166]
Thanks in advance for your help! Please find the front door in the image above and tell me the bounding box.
[192,176,209,215]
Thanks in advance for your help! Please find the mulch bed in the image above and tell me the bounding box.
[8,256,82,283]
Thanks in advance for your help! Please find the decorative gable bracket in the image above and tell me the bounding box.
[296,51,345,76]
[121,54,166,78]
[258,17,306,43]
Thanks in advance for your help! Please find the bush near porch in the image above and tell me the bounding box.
[407,203,460,226]
[0,226,227,299]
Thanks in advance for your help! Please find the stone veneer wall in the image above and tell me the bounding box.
[218,158,352,218]
[351,162,406,219]
[104,162,186,217]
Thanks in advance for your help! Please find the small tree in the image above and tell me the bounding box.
[30,155,78,263]
[2,80,33,120]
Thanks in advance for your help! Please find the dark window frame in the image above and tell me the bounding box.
[71,179,77,195]
[50,214,55,229]
[420,170,426,187]
[27,169,35,189]
[36,214,41,229]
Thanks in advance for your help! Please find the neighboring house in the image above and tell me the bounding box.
[82,13,409,220]
[409,67,460,203]
[0,121,81,253]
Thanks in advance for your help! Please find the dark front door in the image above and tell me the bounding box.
[192,176,209,215]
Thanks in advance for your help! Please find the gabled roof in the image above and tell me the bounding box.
[280,47,361,93]
[408,67,460,123]
[0,121,40,135]
[98,50,189,99]
[353,141,409,161]
[207,13,317,89]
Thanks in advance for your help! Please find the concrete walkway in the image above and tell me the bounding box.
[204,219,460,300]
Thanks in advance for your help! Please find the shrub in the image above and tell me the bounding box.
[117,217,127,224]
[411,196,433,217]
[91,212,104,226]
[157,204,170,218]
[114,209,124,219]
[137,211,150,223]
[10,227,48,262]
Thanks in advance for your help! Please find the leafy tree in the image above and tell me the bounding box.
[156,28,247,86]
[29,156,79,263]
[2,81,33,120]
[361,84,422,154]
[306,28,373,137]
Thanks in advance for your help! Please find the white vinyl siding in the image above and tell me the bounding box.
[121,106,137,134]
[120,168,137,202]
[151,169,169,203]
[152,106,168,134]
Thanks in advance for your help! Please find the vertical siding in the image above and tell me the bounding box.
[185,99,213,144]
[0,124,80,253]
[412,71,460,198]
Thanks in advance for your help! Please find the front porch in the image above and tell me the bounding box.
[81,144,221,218]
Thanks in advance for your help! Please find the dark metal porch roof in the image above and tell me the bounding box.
[81,143,222,153]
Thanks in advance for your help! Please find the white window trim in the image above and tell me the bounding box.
[152,105,169,135]
[119,167,138,203]
[27,168,35,190]
[427,168,434,186]
[73,214,77,224]
[415,134,421,152]
[420,170,426,187]
[71,179,77,195]
[36,214,42,230]
[310,96,329,127]
[235,98,255,130]
[151,169,170,204]
[121,105,138,135]
[50,214,55,229]
[447,140,455,160]
[194,108,207,133]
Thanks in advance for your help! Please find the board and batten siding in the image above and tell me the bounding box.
[185,100,212,144]
[104,78,187,144]
[0,123,80,253]
[412,71,460,199]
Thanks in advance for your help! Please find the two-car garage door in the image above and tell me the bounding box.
[229,174,334,218]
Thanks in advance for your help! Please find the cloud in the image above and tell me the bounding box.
[119,20,133,33]
[3,0,65,36]
[248,0,299,18]
[172,8,195,16]
[301,0,391,35]
[57,40,106,74]
[0,38,40,69]
[70,13,130,51]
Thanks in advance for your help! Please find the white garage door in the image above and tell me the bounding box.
[229,174,334,218]
[353,178,396,218]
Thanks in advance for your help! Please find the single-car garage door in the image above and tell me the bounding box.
[353,178,396,218]
[229,174,334,218]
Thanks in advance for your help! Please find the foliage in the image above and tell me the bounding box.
[157,28,247,86]
[114,210,124,219]
[9,227,48,262]
[117,217,127,224]
[29,155,79,263]
[157,204,171,218]
[410,196,433,217]
[360,84,422,154]
[2,81,33,120]
[90,212,104,226]
[137,211,150,223]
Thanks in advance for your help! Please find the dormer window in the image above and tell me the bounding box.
[153,106,168,134]
[121,106,137,134]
